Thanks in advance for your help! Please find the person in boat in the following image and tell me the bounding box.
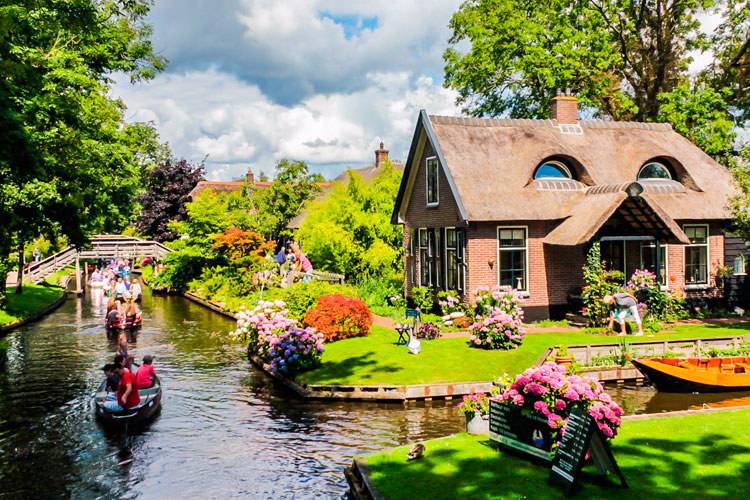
[103,362,140,411]
[91,268,103,284]
[114,277,129,300]
[135,354,156,389]
[113,354,130,373]
[107,300,121,326]
[130,279,142,301]
[125,303,138,324]
[101,363,119,401]
[116,333,134,371]
[604,293,645,337]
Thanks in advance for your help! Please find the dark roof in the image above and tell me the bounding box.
[392,110,737,226]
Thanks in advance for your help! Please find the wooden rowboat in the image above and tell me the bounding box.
[94,371,162,426]
[625,353,750,393]
[105,312,142,330]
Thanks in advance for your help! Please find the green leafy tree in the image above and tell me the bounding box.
[296,161,404,282]
[729,146,750,241]
[0,0,166,302]
[250,159,324,241]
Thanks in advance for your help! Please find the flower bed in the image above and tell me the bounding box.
[231,300,325,376]
[497,362,623,445]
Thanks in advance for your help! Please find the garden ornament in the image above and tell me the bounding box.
[406,327,421,355]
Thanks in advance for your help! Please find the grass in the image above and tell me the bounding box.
[298,322,750,386]
[531,318,570,327]
[365,409,750,499]
[0,285,63,327]
[43,264,74,287]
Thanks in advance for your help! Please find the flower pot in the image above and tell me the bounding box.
[465,412,490,435]
[554,355,574,367]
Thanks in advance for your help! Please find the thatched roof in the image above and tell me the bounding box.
[392,111,738,228]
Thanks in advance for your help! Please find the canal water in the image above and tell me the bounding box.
[3,289,750,499]
[0,289,463,500]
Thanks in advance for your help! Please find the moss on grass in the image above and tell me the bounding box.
[365,409,750,499]
[298,323,750,386]
[0,285,63,327]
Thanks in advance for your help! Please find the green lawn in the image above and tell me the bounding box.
[43,265,74,287]
[365,409,750,499]
[0,285,63,327]
[297,323,750,386]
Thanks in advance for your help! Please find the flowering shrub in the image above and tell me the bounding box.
[498,362,624,446]
[437,290,461,315]
[626,268,657,293]
[389,294,406,309]
[231,300,325,376]
[303,294,373,342]
[468,286,526,349]
[416,322,441,340]
[457,392,490,416]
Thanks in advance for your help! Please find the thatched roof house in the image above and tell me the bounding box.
[392,91,742,320]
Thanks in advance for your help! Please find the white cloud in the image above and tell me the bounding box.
[113,67,459,181]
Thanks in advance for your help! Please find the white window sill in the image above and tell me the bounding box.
[426,203,439,208]
[518,291,530,298]
[684,284,710,290]
[660,285,670,291]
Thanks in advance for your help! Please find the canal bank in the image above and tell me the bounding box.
[0,285,67,334]
[351,407,750,500]
[0,286,467,499]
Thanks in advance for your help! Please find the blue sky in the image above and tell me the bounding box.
[113,0,464,181]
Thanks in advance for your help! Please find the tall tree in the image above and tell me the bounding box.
[0,0,165,301]
[250,159,324,242]
[443,0,711,121]
[136,158,205,242]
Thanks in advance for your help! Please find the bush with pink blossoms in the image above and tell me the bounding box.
[456,392,490,416]
[468,308,526,350]
[472,285,525,318]
[231,300,325,376]
[497,362,624,449]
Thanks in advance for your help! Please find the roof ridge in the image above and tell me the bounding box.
[428,114,672,131]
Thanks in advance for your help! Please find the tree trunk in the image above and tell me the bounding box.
[15,241,24,294]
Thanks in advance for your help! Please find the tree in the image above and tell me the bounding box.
[0,0,166,302]
[444,0,710,121]
[296,161,404,282]
[250,159,324,241]
[212,227,274,260]
[136,158,205,242]
[729,146,750,241]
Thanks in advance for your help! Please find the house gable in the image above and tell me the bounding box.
[391,110,467,226]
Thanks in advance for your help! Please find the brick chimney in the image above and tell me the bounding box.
[550,87,578,124]
[246,168,255,184]
[374,141,389,167]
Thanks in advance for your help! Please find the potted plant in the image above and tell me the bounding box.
[457,392,490,434]
[554,345,575,367]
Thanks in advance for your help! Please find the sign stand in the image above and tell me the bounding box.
[549,407,627,496]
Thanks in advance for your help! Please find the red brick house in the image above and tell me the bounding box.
[391,91,739,320]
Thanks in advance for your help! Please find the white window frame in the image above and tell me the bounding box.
[497,226,529,292]
[638,162,672,180]
[683,224,710,287]
[425,156,439,207]
[534,160,572,180]
[734,254,747,276]
[640,241,669,288]
[418,228,431,287]
[444,227,461,293]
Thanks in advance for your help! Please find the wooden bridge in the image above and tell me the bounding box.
[15,235,172,292]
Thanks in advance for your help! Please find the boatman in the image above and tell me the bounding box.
[104,362,140,411]
[603,292,645,337]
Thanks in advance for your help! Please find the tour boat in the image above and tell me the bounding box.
[94,371,162,426]
[105,312,142,330]
[625,353,750,393]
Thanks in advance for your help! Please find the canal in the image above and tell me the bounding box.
[0,288,463,499]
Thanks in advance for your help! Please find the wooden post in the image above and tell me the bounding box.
[75,254,82,295]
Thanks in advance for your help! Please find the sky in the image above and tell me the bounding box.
[113,0,464,181]
[112,1,722,182]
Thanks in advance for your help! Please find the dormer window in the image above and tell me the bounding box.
[638,162,671,180]
[534,161,572,179]
[426,157,439,206]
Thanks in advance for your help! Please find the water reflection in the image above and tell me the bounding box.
[609,383,750,415]
[0,288,463,499]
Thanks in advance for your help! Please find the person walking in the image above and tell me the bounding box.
[32,246,40,262]
[604,292,645,336]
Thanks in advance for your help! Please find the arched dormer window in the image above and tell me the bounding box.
[638,162,672,180]
[534,160,572,180]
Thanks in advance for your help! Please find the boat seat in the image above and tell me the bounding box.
[735,362,750,373]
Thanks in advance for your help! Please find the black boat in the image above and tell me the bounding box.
[105,311,142,330]
[94,370,162,426]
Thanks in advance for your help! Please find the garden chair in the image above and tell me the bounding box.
[395,309,420,346]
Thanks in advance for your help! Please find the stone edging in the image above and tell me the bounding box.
[0,289,66,335]
[345,458,385,500]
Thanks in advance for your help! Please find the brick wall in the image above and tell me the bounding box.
[668,221,724,299]
[404,140,464,228]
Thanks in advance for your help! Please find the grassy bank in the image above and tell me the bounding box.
[298,323,750,386]
[43,265,74,287]
[364,409,750,499]
[0,285,64,327]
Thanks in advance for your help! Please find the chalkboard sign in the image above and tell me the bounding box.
[489,399,552,463]
[549,407,627,496]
